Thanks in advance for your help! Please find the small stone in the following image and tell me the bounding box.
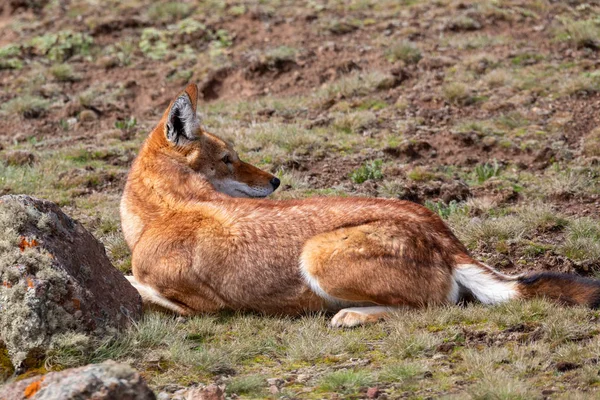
[97,55,120,69]
[266,378,284,386]
[257,108,275,117]
[418,55,455,70]
[158,392,171,400]
[555,361,581,372]
[482,136,497,147]
[0,361,155,400]
[376,75,401,90]
[184,384,225,400]
[79,109,98,122]
[269,385,280,394]
[367,387,381,399]
[296,374,311,383]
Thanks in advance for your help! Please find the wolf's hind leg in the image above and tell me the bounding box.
[300,221,456,327]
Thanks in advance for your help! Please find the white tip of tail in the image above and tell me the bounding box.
[452,264,518,305]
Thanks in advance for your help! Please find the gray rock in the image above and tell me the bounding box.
[0,361,155,400]
[183,384,225,400]
[0,195,142,370]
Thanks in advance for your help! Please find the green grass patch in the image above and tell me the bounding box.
[318,370,374,394]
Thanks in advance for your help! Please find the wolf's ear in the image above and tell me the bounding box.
[165,84,200,144]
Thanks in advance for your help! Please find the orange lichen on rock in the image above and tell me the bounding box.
[72,298,81,310]
[24,377,44,398]
[19,237,39,252]
[2,281,12,288]
[26,278,35,289]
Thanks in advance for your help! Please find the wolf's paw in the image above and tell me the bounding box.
[330,307,389,328]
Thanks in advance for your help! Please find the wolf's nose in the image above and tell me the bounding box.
[270,177,281,190]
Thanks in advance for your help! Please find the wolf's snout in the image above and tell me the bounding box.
[270,177,281,190]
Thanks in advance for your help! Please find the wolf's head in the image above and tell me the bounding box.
[151,84,280,198]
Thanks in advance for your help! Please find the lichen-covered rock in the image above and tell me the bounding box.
[0,361,155,400]
[0,195,142,371]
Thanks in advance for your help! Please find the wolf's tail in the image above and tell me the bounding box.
[452,262,600,307]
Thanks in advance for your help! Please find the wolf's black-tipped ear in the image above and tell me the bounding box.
[165,84,200,144]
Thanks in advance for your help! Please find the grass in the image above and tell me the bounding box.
[318,370,374,394]
[442,82,476,106]
[227,375,265,397]
[146,2,193,23]
[49,63,77,82]
[556,19,600,50]
[318,71,396,102]
[1,95,50,118]
[583,127,600,157]
[385,41,422,64]
[560,218,600,262]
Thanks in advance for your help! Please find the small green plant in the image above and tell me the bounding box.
[496,112,528,130]
[0,44,20,59]
[350,160,384,184]
[327,19,360,35]
[139,28,169,60]
[115,116,137,131]
[213,29,233,48]
[29,31,93,62]
[111,40,136,67]
[446,15,481,31]
[50,63,77,82]
[561,71,600,96]
[425,200,468,219]
[228,5,246,16]
[473,160,501,183]
[510,52,544,66]
[264,45,297,64]
[176,18,207,35]
[0,44,22,70]
[523,242,552,257]
[378,363,424,383]
[226,375,265,396]
[385,41,422,64]
[319,370,374,394]
[147,2,192,23]
[407,166,435,182]
[443,82,475,106]
[59,119,70,131]
[1,95,50,118]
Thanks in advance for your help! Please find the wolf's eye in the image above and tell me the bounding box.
[221,155,232,164]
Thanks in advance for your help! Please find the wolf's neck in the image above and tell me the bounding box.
[121,150,224,249]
